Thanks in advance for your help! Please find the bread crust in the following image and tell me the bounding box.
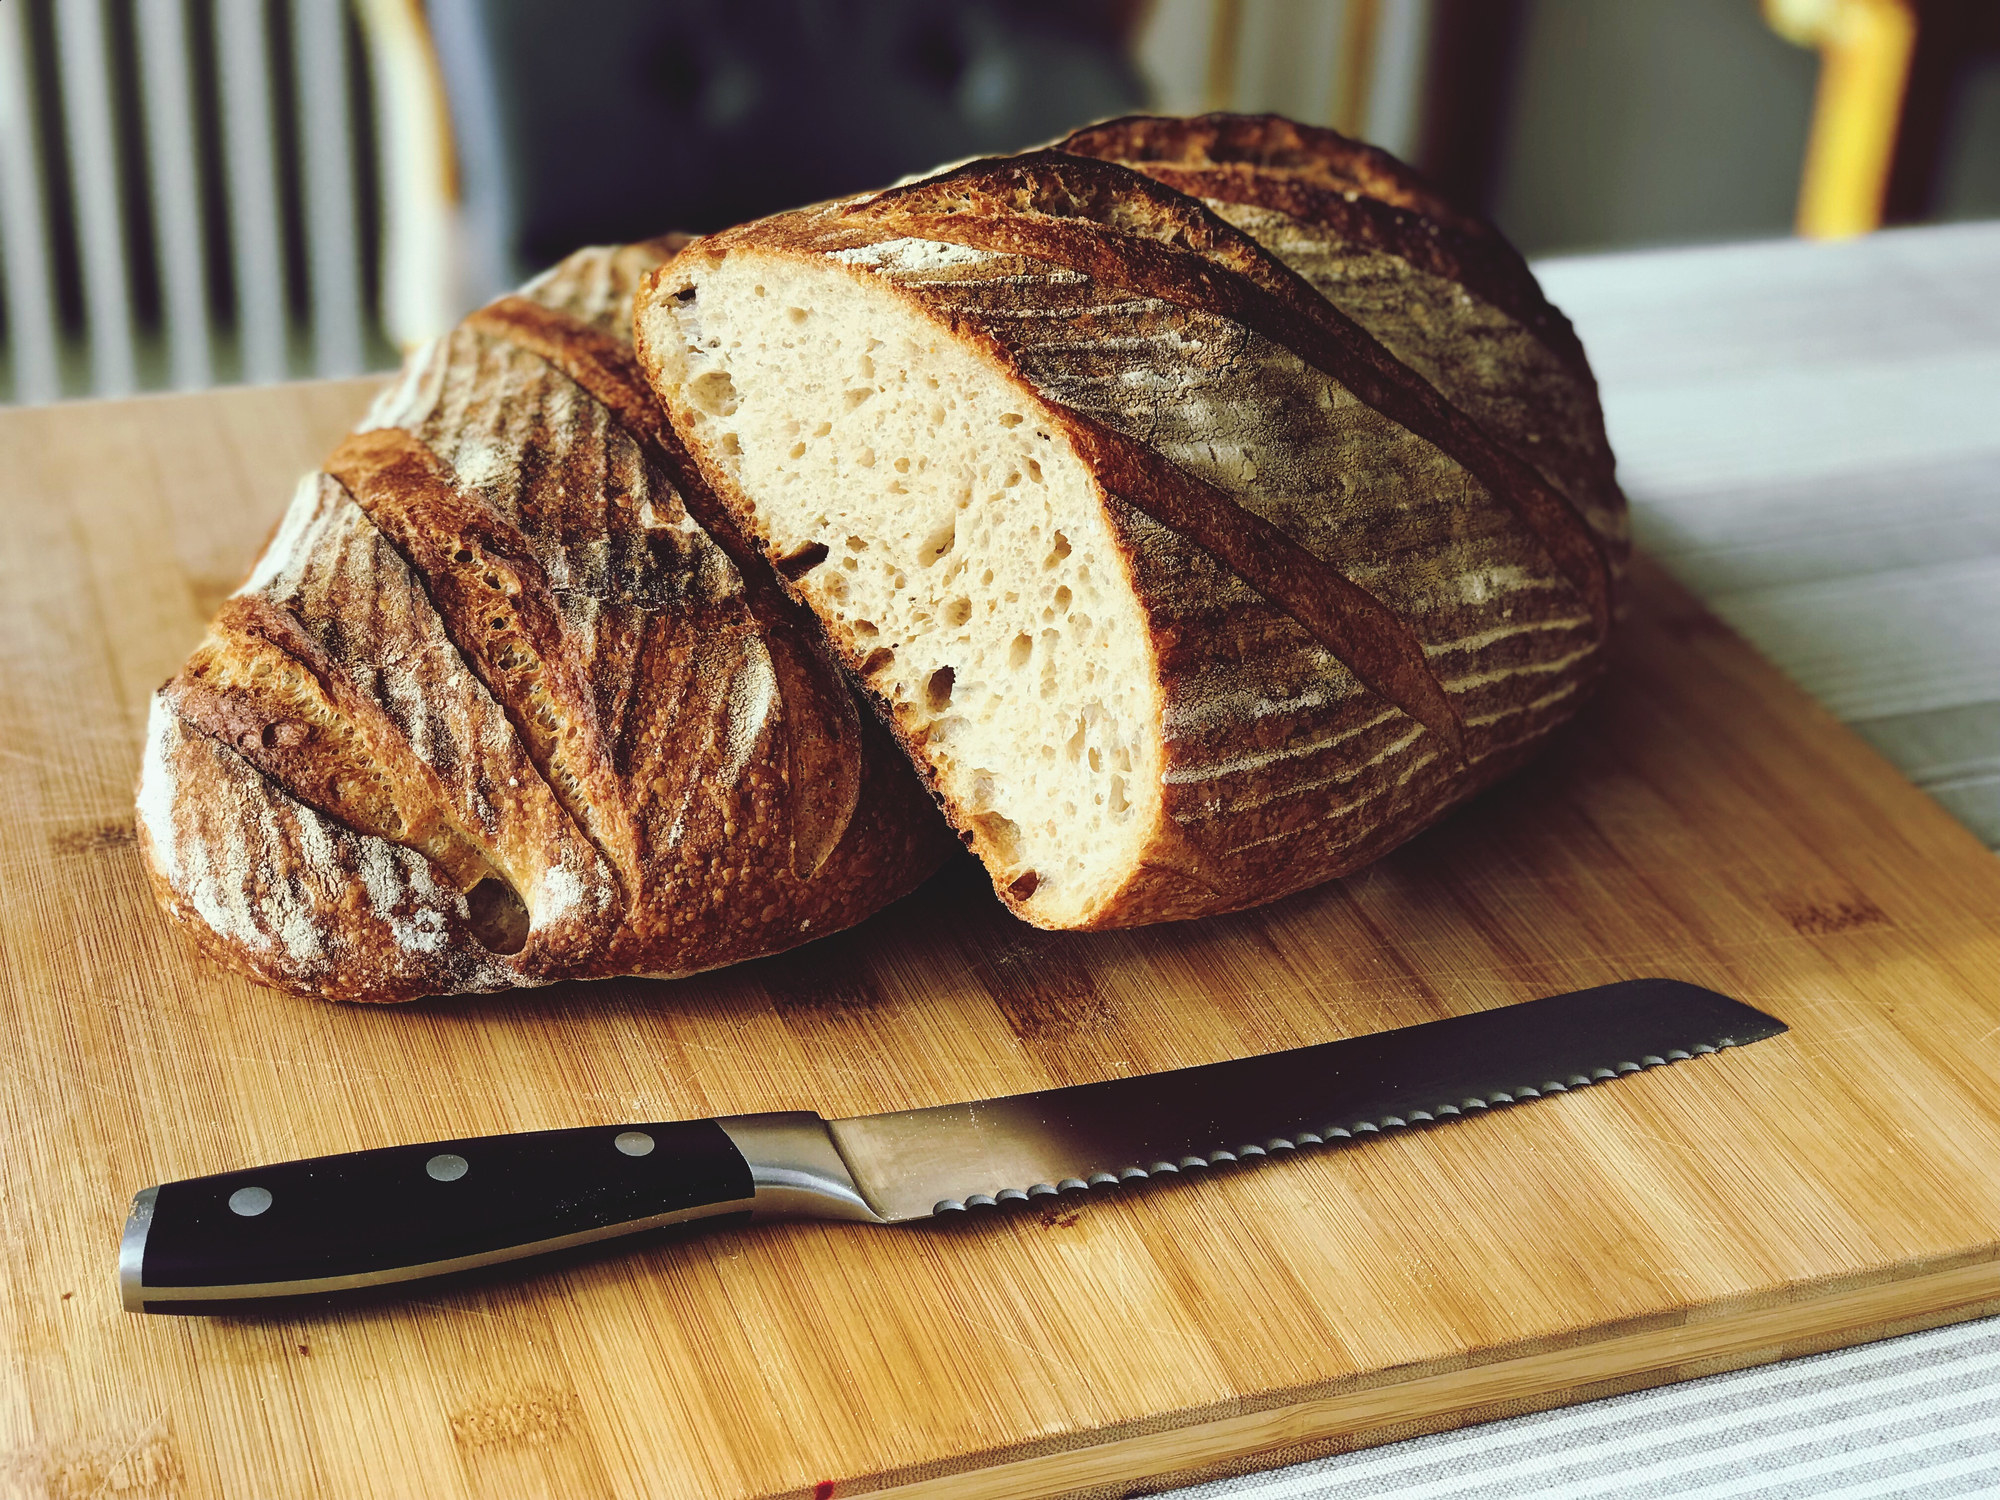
[1060,112,1485,237]
[1061,115,1628,577]
[139,240,951,1000]
[636,147,1619,929]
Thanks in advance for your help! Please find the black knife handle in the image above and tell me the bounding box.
[120,1113,875,1313]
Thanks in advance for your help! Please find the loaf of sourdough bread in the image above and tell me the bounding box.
[138,239,949,1001]
[634,130,1621,930]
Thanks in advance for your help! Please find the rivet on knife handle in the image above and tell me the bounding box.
[120,978,1785,1313]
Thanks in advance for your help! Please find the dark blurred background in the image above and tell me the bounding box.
[4,0,1997,403]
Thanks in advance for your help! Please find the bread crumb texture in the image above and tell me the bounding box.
[659,249,1162,927]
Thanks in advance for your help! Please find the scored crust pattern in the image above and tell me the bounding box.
[138,240,949,1001]
[1059,114,1629,576]
[638,122,1625,927]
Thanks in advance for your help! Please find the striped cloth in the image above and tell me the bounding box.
[1178,1321,2000,1499]
[1161,221,2000,1498]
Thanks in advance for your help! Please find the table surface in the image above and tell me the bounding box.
[2,221,1995,1500]
[1155,220,2000,1499]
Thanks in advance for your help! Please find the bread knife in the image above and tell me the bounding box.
[120,978,1784,1313]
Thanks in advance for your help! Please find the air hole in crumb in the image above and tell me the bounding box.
[673,286,696,303]
[260,720,308,750]
[860,647,895,675]
[944,597,971,627]
[1008,870,1040,900]
[844,388,873,410]
[925,666,955,712]
[972,812,1021,862]
[1054,585,1072,612]
[787,306,808,324]
[1044,532,1071,568]
[466,878,530,955]
[918,523,955,566]
[453,547,473,563]
[775,541,829,580]
[852,619,878,638]
[688,369,738,416]
[998,412,1024,428]
[1009,633,1033,670]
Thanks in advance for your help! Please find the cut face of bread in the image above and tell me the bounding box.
[649,253,1162,927]
[640,149,1618,934]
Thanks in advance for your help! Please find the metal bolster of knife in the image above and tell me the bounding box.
[118,1186,159,1312]
[716,1112,884,1224]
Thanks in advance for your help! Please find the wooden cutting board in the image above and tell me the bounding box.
[4,380,1999,1500]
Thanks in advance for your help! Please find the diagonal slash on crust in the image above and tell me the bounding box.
[324,428,635,901]
[848,153,1612,638]
[463,294,864,878]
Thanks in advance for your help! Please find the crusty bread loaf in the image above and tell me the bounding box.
[634,134,1621,930]
[138,239,950,1001]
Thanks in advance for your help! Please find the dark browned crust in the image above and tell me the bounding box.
[325,428,635,887]
[1053,411,1465,761]
[161,610,519,902]
[1057,114,1617,532]
[214,577,614,978]
[1066,116,1628,600]
[464,295,862,876]
[848,152,1610,634]
[1063,151,1587,380]
[1060,112,1485,237]
[137,700,526,1003]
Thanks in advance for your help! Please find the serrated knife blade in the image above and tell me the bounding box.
[121,978,1783,1311]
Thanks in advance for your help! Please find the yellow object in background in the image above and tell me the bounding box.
[1765,0,1918,238]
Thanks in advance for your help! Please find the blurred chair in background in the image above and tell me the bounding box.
[1133,0,1433,160]
[0,0,1148,406]
[427,0,1146,278]
[1766,0,2000,238]
[6,1,1994,406]
[0,0,430,403]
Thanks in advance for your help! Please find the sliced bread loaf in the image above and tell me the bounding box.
[634,148,1619,930]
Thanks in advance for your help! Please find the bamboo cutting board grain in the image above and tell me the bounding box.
[4,380,2000,1500]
